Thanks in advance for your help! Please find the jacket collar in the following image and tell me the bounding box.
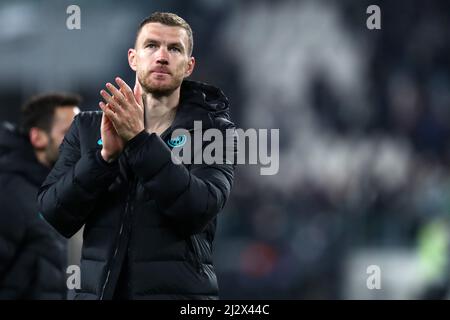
[168,80,231,133]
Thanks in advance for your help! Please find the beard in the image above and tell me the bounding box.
[44,136,59,167]
[138,69,184,97]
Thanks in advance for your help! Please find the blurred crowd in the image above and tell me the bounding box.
[209,0,450,299]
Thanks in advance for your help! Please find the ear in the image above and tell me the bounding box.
[185,56,195,77]
[29,127,49,149]
[128,48,137,71]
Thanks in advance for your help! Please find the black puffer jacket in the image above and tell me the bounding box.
[0,123,67,299]
[38,80,237,300]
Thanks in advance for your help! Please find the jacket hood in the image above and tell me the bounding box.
[0,122,49,186]
[172,80,232,130]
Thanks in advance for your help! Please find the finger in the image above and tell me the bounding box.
[100,106,106,125]
[133,74,143,107]
[100,89,118,108]
[100,105,112,131]
[105,101,122,116]
[100,90,124,116]
[99,101,119,124]
[115,77,135,103]
[99,101,112,113]
[105,83,127,107]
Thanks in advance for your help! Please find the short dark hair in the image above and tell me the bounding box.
[136,12,194,56]
[20,93,81,134]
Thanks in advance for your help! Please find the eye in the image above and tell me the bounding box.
[146,43,157,49]
[169,46,182,53]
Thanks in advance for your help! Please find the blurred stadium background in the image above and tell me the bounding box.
[1,0,450,299]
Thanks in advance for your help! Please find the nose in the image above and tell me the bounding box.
[156,47,169,65]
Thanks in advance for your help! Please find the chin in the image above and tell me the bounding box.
[146,85,176,97]
[145,79,182,96]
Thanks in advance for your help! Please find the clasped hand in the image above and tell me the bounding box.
[99,76,144,162]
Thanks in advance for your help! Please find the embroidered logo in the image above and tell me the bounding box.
[167,135,187,148]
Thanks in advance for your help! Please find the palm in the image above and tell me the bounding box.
[101,113,124,157]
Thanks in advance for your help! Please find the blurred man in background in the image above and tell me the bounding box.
[0,93,80,299]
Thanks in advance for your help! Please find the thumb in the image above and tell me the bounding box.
[100,105,106,125]
[100,110,106,134]
[134,74,143,107]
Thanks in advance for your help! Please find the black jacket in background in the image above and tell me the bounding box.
[0,123,67,299]
[38,80,237,300]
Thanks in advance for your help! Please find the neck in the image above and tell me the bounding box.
[143,87,181,135]
[34,150,51,168]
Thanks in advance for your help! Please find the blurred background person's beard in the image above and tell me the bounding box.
[43,134,59,168]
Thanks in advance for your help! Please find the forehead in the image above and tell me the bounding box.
[137,22,189,47]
